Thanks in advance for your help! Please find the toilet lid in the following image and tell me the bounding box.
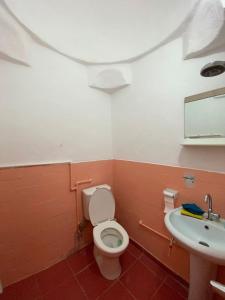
[89,188,115,226]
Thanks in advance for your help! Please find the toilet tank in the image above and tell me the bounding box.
[82,184,111,220]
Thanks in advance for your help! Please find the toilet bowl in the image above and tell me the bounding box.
[93,220,129,279]
[82,185,129,280]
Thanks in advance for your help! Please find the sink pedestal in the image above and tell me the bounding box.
[189,254,217,300]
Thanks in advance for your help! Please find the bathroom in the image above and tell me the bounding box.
[0,0,225,299]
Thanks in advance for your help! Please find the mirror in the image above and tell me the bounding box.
[184,87,225,145]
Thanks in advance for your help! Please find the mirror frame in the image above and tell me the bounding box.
[183,87,225,146]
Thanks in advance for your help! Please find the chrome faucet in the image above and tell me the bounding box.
[204,194,220,221]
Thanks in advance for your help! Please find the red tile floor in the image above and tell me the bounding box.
[0,241,188,300]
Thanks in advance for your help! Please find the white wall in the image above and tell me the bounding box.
[1,20,225,173]
[111,38,225,173]
[0,38,113,167]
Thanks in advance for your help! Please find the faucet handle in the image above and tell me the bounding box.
[210,212,220,222]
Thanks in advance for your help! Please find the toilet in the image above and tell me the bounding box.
[82,184,129,280]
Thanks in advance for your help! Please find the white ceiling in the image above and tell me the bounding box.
[5,0,199,64]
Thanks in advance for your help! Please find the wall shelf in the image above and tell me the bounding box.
[182,138,225,146]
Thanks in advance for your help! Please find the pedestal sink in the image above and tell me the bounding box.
[165,207,225,300]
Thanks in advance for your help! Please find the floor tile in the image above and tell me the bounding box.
[0,276,41,300]
[99,282,134,300]
[140,253,167,280]
[121,260,162,300]
[43,277,86,300]
[120,250,136,274]
[1,243,189,300]
[127,241,143,258]
[164,275,188,298]
[36,260,74,295]
[67,244,94,274]
[77,262,113,300]
[152,283,186,300]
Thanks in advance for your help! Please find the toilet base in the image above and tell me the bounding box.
[94,245,121,280]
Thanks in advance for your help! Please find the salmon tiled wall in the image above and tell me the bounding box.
[113,160,225,284]
[1,158,225,292]
[0,160,113,287]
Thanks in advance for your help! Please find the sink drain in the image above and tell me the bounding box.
[199,241,209,247]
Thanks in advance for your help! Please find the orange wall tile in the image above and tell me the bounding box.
[1,158,224,297]
[0,160,113,287]
[113,159,225,287]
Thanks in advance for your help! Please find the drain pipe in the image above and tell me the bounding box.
[69,163,92,250]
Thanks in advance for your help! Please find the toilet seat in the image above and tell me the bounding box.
[93,220,129,254]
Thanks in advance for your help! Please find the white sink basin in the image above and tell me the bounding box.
[165,207,225,265]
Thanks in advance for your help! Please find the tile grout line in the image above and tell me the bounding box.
[35,264,76,298]
[137,251,167,279]
[150,275,169,299]
[137,250,188,299]
[119,255,138,279]
[75,276,89,300]
[128,249,168,300]
[65,259,89,300]
[166,280,188,300]
[133,239,189,291]
[96,279,119,300]
[113,250,142,300]
[137,248,188,297]
[136,248,181,300]
[75,260,95,275]
[36,260,87,299]
[171,276,189,297]
[119,279,138,300]
[67,258,95,276]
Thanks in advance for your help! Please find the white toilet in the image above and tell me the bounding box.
[82,184,129,280]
